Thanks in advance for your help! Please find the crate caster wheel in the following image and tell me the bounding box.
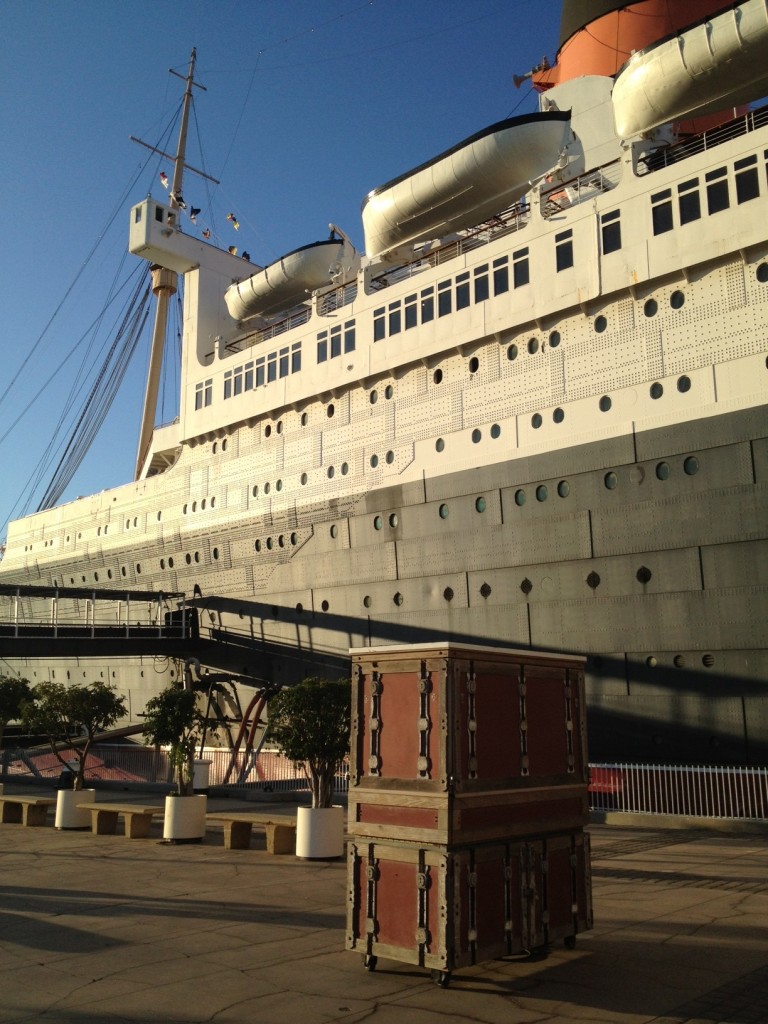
[564,935,576,950]
[431,969,451,988]
[363,954,378,971]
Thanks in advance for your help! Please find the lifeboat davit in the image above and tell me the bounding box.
[362,111,572,260]
[225,238,347,322]
[612,0,768,138]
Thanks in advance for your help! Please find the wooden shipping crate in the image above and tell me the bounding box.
[346,829,592,980]
[350,643,588,792]
[348,781,589,846]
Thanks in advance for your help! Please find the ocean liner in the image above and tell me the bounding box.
[2,0,768,766]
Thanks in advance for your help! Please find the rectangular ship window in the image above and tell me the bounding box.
[279,347,289,378]
[456,271,470,310]
[244,361,254,391]
[474,264,489,303]
[388,301,401,335]
[404,294,417,329]
[267,353,277,383]
[512,248,529,288]
[317,330,328,363]
[735,154,759,204]
[493,256,509,295]
[204,378,212,406]
[555,229,573,270]
[194,382,204,411]
[233,365,243,396]
[706,167,729,214]
[291,342,301,373]
[601,210,621,254]
[255,357,265,387]
[678,178,701,224]
[651,189,673,235]
[223,370,232,400]
[421,287,434,323]
[437,279,452,317]
[373,307,385,342]
[344,321,356,352]
[330,325,342,358]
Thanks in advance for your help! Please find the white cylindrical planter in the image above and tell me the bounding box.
[192,759,212,794]
[295,806,345,859]
[163,793,207,842]
[56,788,95,829]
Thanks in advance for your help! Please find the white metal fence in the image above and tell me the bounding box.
[2,748,766,822]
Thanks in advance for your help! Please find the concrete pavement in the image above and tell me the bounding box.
[0,787,766,1023]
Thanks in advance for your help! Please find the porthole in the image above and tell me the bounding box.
[363,595,372,609]
[599,395,612,412]
[255,540,261,552]
[670,289,685,308]
[369,389,378,405]
[557,480,570,498]
[276,421,283,434]
[643,298,658,318]
[157,512,161,521]
[443,587,454,602]
[636,565,652,584]
[472,428,481,443]
[469,356,479,373]
[373,515,383,530]
[438,504,449,519]
[212,441,218,453]
[327,466,335,479]
[327,403,335,418]
[549,330,560,348]
[702,653,715,668]
[301,412,308,426]
[475,497,486,513]
[553,407,564,423]
[276,479,283,491]
[514,489,526,506]
[222,439,228,451]
[370,454,379,468]
[490,423,501,439]
[321,600,329,612]
[586,571,601,590]
[278,535,285,548]
[211,496,216,508]
[168,557,174,568]
[756,264,768,283]
[264,482,271,494]
[300,473,308,485]
[264,425,271,438]
[604,471,618,490]
[683,456,700,475]
[121,566,127,577]
[393,592,403,606]
[673,654,685,668]
[531,413,542,429]
[436,438,445,452]
[295,603,303,614]
[212,548,219,560]
[341,462,349,475]
[330,524,338,539]
[389,513,398,528]
[385,385,393,399]
[160,558,165,570]
[94,572,99,582]
[107,569,114,579]
[479,582,492,599]
[656,462,670,480]
[433,368,443,384]
[266,537,273,550]
[650,382,663,400]
[194,551,200,563]
[191,502,197,513]
[536,485,548,502]
[185,553,191,565]
[290,533,297,545]
[507,344,518,361]
[201,499,206,510]
[594,314,607,333]
[646,656,657,668]
[385,450,394,464]
[527,337,539,355]
[677,375,691,393]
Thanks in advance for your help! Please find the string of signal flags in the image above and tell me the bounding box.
[159,171,251,261]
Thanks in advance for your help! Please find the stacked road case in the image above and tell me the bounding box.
[345,643,592,986]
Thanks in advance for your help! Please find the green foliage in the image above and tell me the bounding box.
[142,685,209,796]
[266,677,350,808]
[20,680,127,790]
[0,675,32,746]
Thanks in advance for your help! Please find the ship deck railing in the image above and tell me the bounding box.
[637,101,768,175]
[2,746,766,823]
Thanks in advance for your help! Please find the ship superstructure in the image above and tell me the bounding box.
[2,0,768,764]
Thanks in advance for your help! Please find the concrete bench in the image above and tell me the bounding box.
[0,796,56,827]
[206,812,297,854]
[78,802,163,839]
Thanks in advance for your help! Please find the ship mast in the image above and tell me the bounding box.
[134,48,199,480]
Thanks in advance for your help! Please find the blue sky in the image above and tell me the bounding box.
[0,0,560,540]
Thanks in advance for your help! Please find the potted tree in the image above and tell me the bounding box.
[0,675,32,794]
[21,680,127,828]
[142,682,212,842]
[266,676,350,858]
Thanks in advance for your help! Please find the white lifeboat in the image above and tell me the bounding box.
[225,238,348,322]
[362,111,572,260]
[612,0,768,139]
